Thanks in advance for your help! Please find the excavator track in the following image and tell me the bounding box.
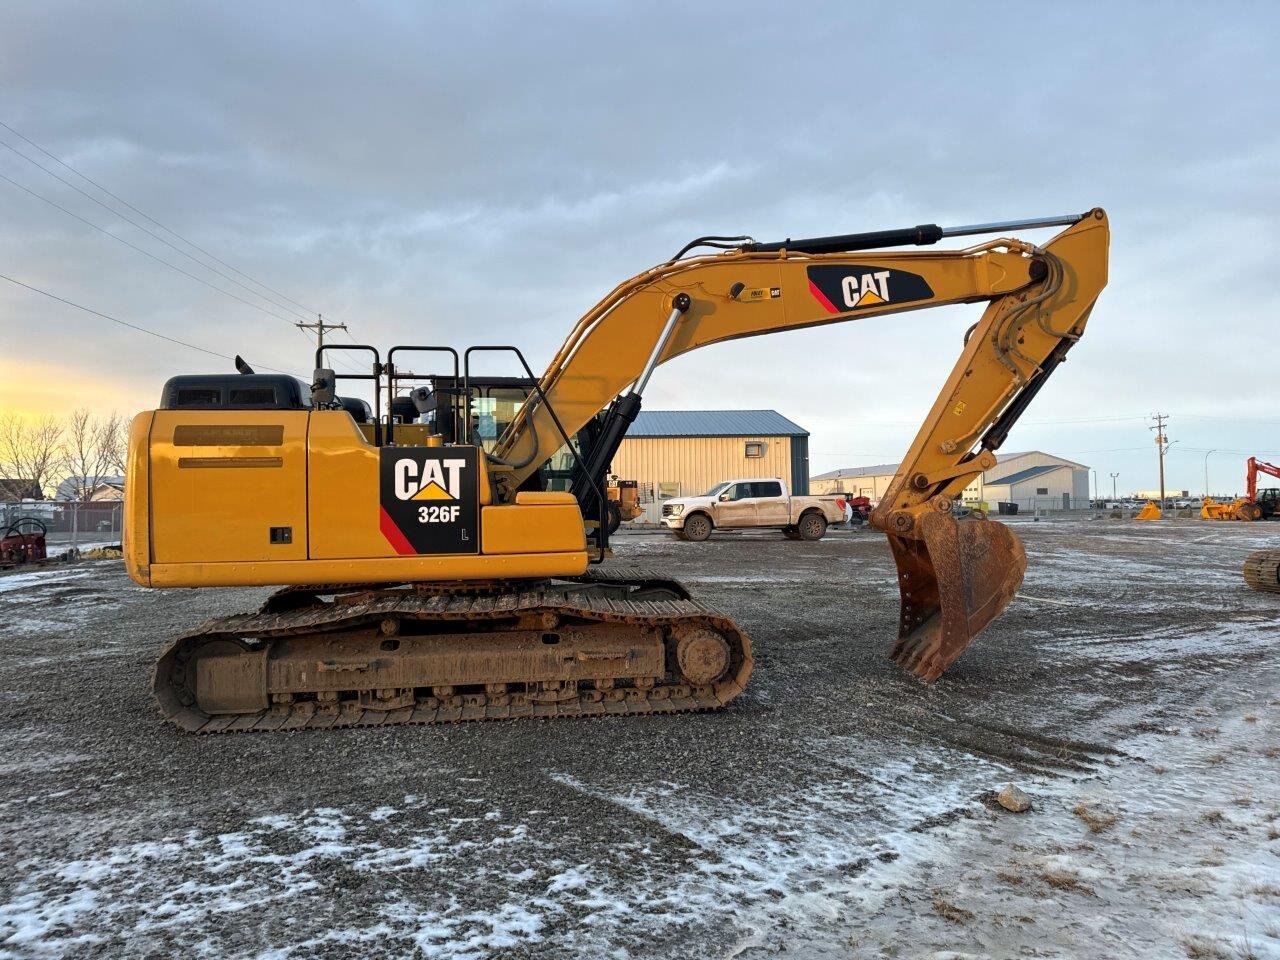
[153,567,752,734]
[1243,550,1280,594]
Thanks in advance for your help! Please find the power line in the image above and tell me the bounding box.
[0,122,362,374]
[0,136,316,323]
[1022,414,1149,425]
[0,272,297,375]
[1175,413,1280,426]
[0,169,306,327]
[0,119,322,320]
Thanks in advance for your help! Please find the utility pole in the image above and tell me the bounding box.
[1091,469,1098,506]
[1110,472,1119,501]
[295,314,348,353]
[1150,413,1170,508]
[1203,449,1217,498]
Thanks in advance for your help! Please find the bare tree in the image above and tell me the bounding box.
[101,412,129,477]
[0,413,65,499]
[62,410,117,501]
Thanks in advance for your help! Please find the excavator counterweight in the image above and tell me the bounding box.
[125,208,1109,731]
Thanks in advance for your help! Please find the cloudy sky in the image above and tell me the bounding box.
[2,2,1277,494]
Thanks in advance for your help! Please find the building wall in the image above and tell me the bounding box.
[984,466,1084,510]
[810,472,897,500]
[1071,468,1090,503]
[790,435,810,496]
[970,454,1089,507]
[612,435,795,522]
[811,451,1093,510]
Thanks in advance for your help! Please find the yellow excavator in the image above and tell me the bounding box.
[124,209,1109,732]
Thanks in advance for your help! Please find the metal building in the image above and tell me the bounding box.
[811,450,1090,511]
[611,410,810,524]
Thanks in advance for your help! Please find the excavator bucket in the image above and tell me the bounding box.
[886,511,1027,682]
[1135,501,1162,521]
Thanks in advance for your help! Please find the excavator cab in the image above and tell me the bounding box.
[1258,488,1280,520]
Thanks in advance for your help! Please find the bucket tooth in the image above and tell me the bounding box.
[887,512,1026,682]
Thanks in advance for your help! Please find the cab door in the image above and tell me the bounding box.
[752,480,789,525]
[710,483,757,528]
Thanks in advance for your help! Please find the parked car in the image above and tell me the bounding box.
[661,478,844,541]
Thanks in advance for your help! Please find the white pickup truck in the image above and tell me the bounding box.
[660,478,846,541]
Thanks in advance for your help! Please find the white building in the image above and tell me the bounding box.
[812,450,1090,511]
[978,451,1090,511]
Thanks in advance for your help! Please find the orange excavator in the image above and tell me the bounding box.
[124,209,1109,732]
[1202,457,1280,522]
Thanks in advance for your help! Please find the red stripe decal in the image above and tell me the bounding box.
[808,279,840,314]
[379,505,417,555]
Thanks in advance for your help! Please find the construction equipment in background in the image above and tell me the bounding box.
[1246,457,1280,518]
[124,209,1109,733]
[1136,501,1162,521]
[606,477,642,534]
[844,494,873,524]
[0,518,48,569]
[1200,496,1246,521]
[1201,457,1280,521]
[1200,496,1257,521]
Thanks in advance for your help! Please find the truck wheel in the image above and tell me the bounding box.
[782,525,801,540]
[797,512,827,541]
[683,514,713,542]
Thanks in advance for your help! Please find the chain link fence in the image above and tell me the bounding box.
[1,500,123,547]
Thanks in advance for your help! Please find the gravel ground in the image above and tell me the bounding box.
[1,519,1278,959]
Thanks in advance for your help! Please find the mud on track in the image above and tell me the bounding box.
[1,519,1277,959]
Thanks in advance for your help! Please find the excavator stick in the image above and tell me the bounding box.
[887,511,1027,681]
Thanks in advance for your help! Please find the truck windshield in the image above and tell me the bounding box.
[703,482,731,497]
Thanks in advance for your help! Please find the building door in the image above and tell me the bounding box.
[751,480,788,525]
[1063,492,1071,510]
[710,483,757,527]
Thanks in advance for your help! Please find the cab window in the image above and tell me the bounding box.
[468,387,529,453]
[752,481,782,498]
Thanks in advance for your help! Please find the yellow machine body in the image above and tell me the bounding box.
[125,409,587,589]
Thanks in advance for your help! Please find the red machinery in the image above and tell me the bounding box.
[1245,457,1280,519]
[1202,457,1280,521]
[0,518,48,568]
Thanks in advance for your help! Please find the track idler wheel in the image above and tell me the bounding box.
[673,627,732,685]
[885,510,1027,682]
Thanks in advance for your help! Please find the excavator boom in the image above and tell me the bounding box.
[493,209,1110,680]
